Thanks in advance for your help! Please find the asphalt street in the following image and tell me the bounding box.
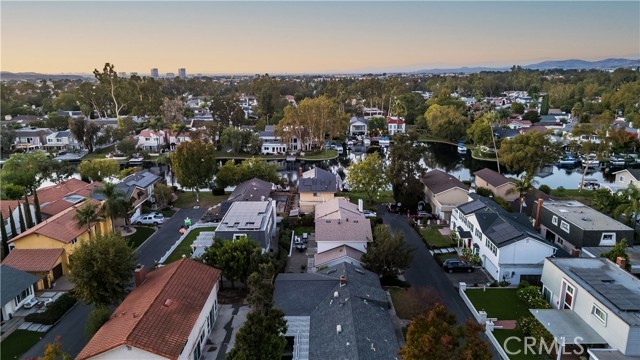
[21,208,206,359]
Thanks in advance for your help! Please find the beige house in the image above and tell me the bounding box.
[612,169,640,189]
[421,169,469,221]
[298,167,339,214]
[474,168,518,201]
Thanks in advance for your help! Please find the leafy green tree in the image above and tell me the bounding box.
[367,116,387,135]
[466,113,493,147]
[209,94,246,127]
[78,159,120,182]
[362,224,413,278]
[202,236,261,288]
[69,117,86,149]
[153,183,173,209]
[0,127,16,154]
[388,132,424,212]
[498,131,562,174]
[506,172,537,213]
[276,96,346,148]
[540,95,550,115]
[346,152,388,204]
[511,102,525,115]
[116,137,137,156]
[93,183,126,232]
[85,306,112,337]
[215,158,281,189]
[40,336,73,360]
[68,232,136,307]
[74,202,101,240]
[591,189,621,215]
[1,211,9,260]
[215,160,240,189]
[93,63,131,119]
[614,184,640,227]
[601,238,631,271]
[0,183,25,200]
[424,104,469,141]
[399,304,459,360]
[521,110,541,122]
[458,319,492,360]
[169,140,217,206]
[220,127,261,154]
[45,113,71,131]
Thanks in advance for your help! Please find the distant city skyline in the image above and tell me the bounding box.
[1,1,639,74]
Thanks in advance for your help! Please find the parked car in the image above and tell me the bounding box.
[363,210,377,218]
[22,297,39,309]
[442,259,474,273]
[40,297,54,307]
[136,214,164,225]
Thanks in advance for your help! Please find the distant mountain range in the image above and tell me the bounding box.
[413,58,640,74]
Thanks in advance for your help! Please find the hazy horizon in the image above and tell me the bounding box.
[2,1,639,75]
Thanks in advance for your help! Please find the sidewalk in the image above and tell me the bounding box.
[202,304,249,360]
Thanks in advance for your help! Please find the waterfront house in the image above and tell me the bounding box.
[298,167,339,214]
[348,116,368,137]
[421,169,469,221]
[473,168,519,201]
[13,128,52,151]
[215,200,277,252]
[44,130,81,151]
[612,169,640,189]
[136,129,166,152]
[386,116,405,136]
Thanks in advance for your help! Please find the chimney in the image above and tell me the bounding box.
[298,167,303,177]
[616,257,627,269]
[339,275,347,287]
[534,198,544,231]
[134,264,146,287]
[336,324,342,334]
[571,248,580,258]
[358,199,364,213]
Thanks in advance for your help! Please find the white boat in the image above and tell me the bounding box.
[363,138,371,146]
[379,136,390,146]
[128,156,144,164]
[609,156,626,167]
[581,154,599,167]
[106,152,128,161]
[457,142,467,155]
[336,147,344,154]
[347,140,354,146]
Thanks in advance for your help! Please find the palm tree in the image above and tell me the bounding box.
[93,183,126,232]
[74,202,100,240]
[614,184,640,227]
[507,172,538,213]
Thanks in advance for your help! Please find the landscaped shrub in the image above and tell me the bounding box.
[516,316,554,345]
[517,285,551,309]
[516,280,530,289]
[475,187,493,197]
[538,184,551,194]
[369,216,383,230]
[461,248,482,266]
[25,293,77,325]
[493,196,512,212]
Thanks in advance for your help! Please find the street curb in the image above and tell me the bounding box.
[134,209,180,251]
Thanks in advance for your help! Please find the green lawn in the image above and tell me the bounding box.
[492,329,543,360]
[174,192,228,209]
[81,145,115,160]
[389,287,415,320]
[299,149,338,160]
[213,151,285,160]
[336,190,394,210]
[465,288,531,320]
[125,226,156,249]
[164,227,216,263]
[1,330,43,360]
[420,227,455,248]
[292,226,314,236]
[548,188,595,205]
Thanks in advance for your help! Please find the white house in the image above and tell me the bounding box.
[13,128,52,151]
[2,200,36,239]
[78,259,222,360]
[612,169,640,189]
[386,116,405,136]
[258,125,288,155]
[349,116,368,137]
[1,265,38,321]
[538,257,640,358]
[136,129,166,152]
[167,130,191,150]
[450,194,560,284]
[44,130,81,151]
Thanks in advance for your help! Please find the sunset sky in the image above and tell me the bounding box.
[1,1,639,74]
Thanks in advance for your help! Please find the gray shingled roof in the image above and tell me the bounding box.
[474,168,512,188]
[421,169,469,195]
[227,178,273,203]
[297,167,338,193]
[116,170,161,198]
[274,263,399,360]
[1,265,38,306]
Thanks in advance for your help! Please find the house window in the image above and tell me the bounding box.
[232,234,247,240]
[562,281,575,310]
[591,304,607,325]
[313,192,320,197]
[71,238,78,245]
[542,286,552,303]
[552,216,558,225]
[145,137,150,141]
[600,233,615,245]
[560,221,570,233]
[56,139,62,143]
[475,229,481,238]
[618,176,624,183]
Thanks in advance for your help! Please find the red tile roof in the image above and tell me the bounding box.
[1,200,21,221]
[2,248,64,272]
[35,179,101,217]
[386,116,405,125]
[8,200,101,244]
[78,259,221,360]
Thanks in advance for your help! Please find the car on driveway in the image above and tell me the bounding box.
[442,259,474,273]
[22,297,39,309]
[136,214,164,225]
[363,210,377,218]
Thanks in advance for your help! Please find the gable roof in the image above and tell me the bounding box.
[474,168,513,188]
[314,245,364,267]
[8,200,101,244]
[274,263,399,360]
[314,197,363,220]
[386,116,405,125]
[116,170,161,198]
[227,178,273,203]
[298,167,338,193]
[1,200,20,221]
[1,265,38,305]
[613,168,640,182]
[35,179,102,217]
[421,169,469,195]
[78,259,221,360]
[2,248,64,272]
[315,217,372,243]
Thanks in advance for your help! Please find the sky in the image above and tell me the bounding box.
[1,1,639,74]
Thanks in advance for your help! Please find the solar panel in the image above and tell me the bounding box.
[490,222,522,244]
[573,269,640,311]
[460,201,486,214]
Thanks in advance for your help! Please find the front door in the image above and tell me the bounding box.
[52,263,63,280]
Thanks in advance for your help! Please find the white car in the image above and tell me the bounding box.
[363,210,377,218]
[22,297,39,309]
[136,214,164,225]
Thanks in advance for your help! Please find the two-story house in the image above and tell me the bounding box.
[44,130,81,151]
[2,200,36,239]
[451,194,560,284]
[259,125,288,155]
[35,178,102,220]
[78,259,222,360]
[298,167,340,214]
[386,116,406,136]
[13,128,53,151]
[215,200,277,252]
[612,169,640,189]
[136,129,166,152]
[538,257,640,358]
[115,170,162,224]
[349,116,368,137]
[421,169,469,221]
[474,168,519,201]
[1,264,38,321]
[536,200,635,254]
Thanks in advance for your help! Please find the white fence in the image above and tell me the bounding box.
[159,222,217,264]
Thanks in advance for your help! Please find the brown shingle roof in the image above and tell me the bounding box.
[421,169,469,195]
[314,245,364,267]
[474,168,512,188]
[315,218,372,243]
[314,198,363,220]
[2,248,64,272]
[77,259,221,360]
[8,200,101,244]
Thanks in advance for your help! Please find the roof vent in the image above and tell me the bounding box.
[581,217,592,222]
[163,299,174,307]
[334,291,339,298]
[337,325,342,334]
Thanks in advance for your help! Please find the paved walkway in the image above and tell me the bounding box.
[202,304,249,360]
[494,320,517,329]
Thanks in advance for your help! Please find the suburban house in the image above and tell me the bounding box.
[78,259,222,360]
[474,168,518,201]
[536,200,635,254]
[421,169,469,221]
[44,130,81,151]
[35,178,102,219]
[362,107,384,118]
[259,125,287,155]
[115,170,162,223]
[386,116,405,135]
[538,257,640,358]
[218,178,275,218]
[451,194,560,284]
[612,169,640,189]
[348,116,368,137]
[13,128,53,151]
[2,200,36,239]
[506,119,532,129]
[167,130,191,149]
[1,264,38,321]
[313,198,372,267]
[215,200,277,252]
[274,263,399,360]
[298,167,340,214]
[136,129,166,152]
[3,201,112,290]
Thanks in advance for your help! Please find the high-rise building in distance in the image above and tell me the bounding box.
[151,68,159,79]
[178,68,186,79]
[166,73,175,78]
